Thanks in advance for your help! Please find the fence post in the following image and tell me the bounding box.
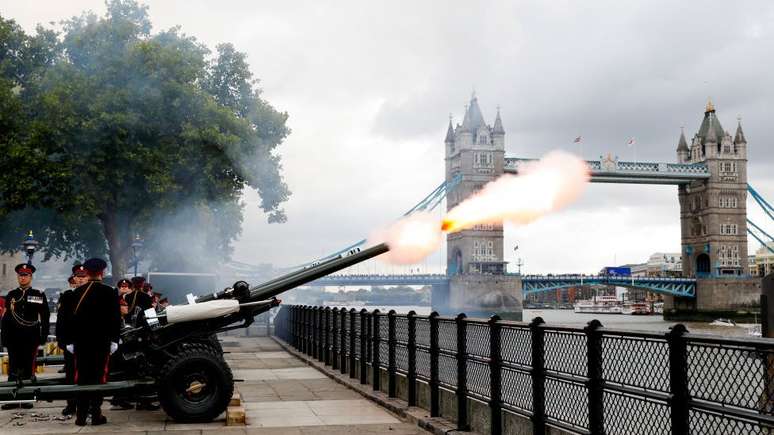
[407,310,417,406]
[266,309,271,337]
[530,317,546,435]
[341,309,348,374]
[489,315,502,435]
[388,310,397,398]
[318,307,325,361]
[312,306,318,358]
[429,311,440,417]
[324,307,331,365]
[349,308,357,379]
[331,308,339,370]
[456,313,469,431]
[585,319,605,435]
[668,324,690,435]
[301,306,308,355]
[372,309,382,391]
[309,306,316,358]
[360,309,368,384]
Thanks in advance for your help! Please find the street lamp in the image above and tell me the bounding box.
[21,230,38,265]
[130,234,144,277]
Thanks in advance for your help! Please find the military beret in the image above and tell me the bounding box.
[116,278,132,288]
[15,263,36,275]
[131,276,146,287]
[143,283,153,291]
[72,264,88,276]
[83,258,108,273]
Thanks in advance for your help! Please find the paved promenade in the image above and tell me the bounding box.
[0,336,427,434]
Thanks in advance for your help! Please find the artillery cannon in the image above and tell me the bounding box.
[0,243,389,422]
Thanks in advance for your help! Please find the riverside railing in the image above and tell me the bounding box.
[274,305,774,435]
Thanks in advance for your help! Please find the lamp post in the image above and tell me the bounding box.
[130,234,144,277]
[21,230,39,265]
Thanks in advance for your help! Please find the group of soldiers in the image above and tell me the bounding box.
[0,259,168,426]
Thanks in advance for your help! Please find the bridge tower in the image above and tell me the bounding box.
[440,93,522,320]
[668,99,760,319]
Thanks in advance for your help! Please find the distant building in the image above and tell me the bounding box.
[645,252,682,276]
[750,242,774,277]
[0,252,25,293]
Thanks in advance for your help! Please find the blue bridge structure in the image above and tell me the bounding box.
[309,273,698,298]
[519,275,697,297]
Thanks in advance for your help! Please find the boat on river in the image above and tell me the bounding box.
[573,296,623,314]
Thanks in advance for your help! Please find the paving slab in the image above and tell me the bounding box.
[0,336,428,434]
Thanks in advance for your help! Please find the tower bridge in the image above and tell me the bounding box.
[300,95,767,321]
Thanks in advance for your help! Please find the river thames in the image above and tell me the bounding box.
[322,304,759,337]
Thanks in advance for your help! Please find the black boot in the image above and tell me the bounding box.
[75,414,88,426]
[62,404,76,416]
[1,403,20,410]
[91,414,107,425]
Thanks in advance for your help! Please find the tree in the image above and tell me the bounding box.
[0,1,290,277]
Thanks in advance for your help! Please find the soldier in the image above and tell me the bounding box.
[72,264,89,287]
[123,280,160,411]
[0,264,50,410]
[56,274,82,415]
[68,258,120,426]
[124,279,153,326]
[116,278,132,297]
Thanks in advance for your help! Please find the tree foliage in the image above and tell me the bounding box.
[0,1,290,276]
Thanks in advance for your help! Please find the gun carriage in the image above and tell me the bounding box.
[0,243,389,422]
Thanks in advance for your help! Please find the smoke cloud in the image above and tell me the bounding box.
[376,151,590,264]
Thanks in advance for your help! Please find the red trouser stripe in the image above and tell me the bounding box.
[31,346,38,375]
[73,355,78,384]
[101,354,110,384]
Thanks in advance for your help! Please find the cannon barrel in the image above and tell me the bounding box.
[248,243,389,301]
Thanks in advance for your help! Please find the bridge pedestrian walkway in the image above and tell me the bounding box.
[0,336,425,435]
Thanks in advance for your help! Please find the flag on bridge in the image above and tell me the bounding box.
[573,136,582,143]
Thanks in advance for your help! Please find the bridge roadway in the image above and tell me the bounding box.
[310,273,698,298]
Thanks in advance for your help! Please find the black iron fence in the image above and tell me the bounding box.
[274,305,774,435]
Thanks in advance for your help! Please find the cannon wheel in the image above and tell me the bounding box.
[157,343,233,422]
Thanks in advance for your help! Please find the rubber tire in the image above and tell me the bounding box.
[157,344,234,423]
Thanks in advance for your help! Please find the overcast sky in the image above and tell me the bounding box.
[5,1,774,274]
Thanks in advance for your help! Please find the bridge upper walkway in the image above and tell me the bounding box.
[504,157,710,184]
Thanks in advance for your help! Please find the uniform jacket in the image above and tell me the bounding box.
[55,289,75,349]
[1,287,50,347]
[71,280,121,349]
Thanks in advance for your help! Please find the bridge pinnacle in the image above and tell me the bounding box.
[705,97,715,113]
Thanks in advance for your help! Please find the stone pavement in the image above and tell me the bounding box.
[0,336,428,434]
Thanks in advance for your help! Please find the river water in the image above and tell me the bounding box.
[323,304,758,337]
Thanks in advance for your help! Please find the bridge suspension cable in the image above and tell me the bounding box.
[747,219,774,255]
[293,175,462,269]
[747,184,774,255]
[748,184,774,221]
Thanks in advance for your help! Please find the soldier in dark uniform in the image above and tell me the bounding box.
[116,278,132,298]
[123,280,153,326]
[56,266,86,416]
[122,279,160,411]
[0,264,50,410]
[69,258,120,426]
